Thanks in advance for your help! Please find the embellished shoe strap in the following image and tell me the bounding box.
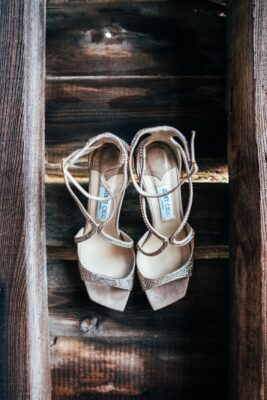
[136,223,194,257]
[129,126,198,257]
[138,240,194,291]
[78,259,135,290]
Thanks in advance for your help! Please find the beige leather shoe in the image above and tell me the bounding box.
[129,126,198,310]
[62,133,135,311]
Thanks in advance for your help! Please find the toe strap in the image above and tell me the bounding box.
[78,260,135,290]
[137,258,193,291]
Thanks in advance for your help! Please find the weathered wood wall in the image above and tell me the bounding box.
[46,0,228,398]
[0,1,50,399]
[227,0,267,398]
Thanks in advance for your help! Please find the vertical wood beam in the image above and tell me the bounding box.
[0,1,51,399]
[227,0,267,398]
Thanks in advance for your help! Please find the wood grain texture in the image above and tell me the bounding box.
[46,77,226,158]
[227,0,267,398]
[45,1,228,398]
[46,0,226,76]
[46,182,228,250]
[48,259,228,339]
[45,148,228,183]
[50,335,227,400]
[0,1,51,399]
[48,0,227,5]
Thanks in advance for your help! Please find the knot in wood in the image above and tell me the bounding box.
[80,317,98,333]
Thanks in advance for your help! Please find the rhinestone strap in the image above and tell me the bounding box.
[129,126,198,257]
[137,258,193,291]
[78,260,135,291]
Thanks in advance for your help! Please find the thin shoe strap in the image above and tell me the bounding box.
[137,143,194,253]
[129,126,198,198]
[63,134,128,202]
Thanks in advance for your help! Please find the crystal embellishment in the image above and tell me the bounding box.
[78,259,134,291]
[138,259,193,291]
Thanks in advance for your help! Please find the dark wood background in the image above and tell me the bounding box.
[45,1,228,398]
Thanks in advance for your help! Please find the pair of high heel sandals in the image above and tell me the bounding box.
[62,126,198,311]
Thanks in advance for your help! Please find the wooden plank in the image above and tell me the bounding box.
[227,0,267,398]
[46,77,226,158]
[50,336,227,399]
[48,259,228,338]
[45,148,228,183]
[0,1,51,399]
[48,0,227,6]
[46,0,226,76]
[47,243,229,261]
[45,182,228,250]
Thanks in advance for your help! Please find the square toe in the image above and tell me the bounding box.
[85,282,131,312]
[146,278,189,311]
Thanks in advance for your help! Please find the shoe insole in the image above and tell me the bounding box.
[78,143,132,279]
[137,142,191,279]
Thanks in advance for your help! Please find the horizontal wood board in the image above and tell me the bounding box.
[46,182,228,249]
[50,335,228,399]
[46,77,226,158]
[48,259,228,338]
[46,0,226,76]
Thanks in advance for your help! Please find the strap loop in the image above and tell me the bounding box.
[63,134,128,203]
[137,235,168,257]
[129,126,198,198]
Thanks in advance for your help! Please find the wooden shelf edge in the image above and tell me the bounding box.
[46,244,229,261]
[45,158,229,184]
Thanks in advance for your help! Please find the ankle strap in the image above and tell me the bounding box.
[63,133,128,202]
[129,126,198,198]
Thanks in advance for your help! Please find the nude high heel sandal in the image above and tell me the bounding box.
[62,133,135,311]
[129,126,198,310]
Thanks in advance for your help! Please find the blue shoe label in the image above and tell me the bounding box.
[96,185,112,222]
[156,184,174,222]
